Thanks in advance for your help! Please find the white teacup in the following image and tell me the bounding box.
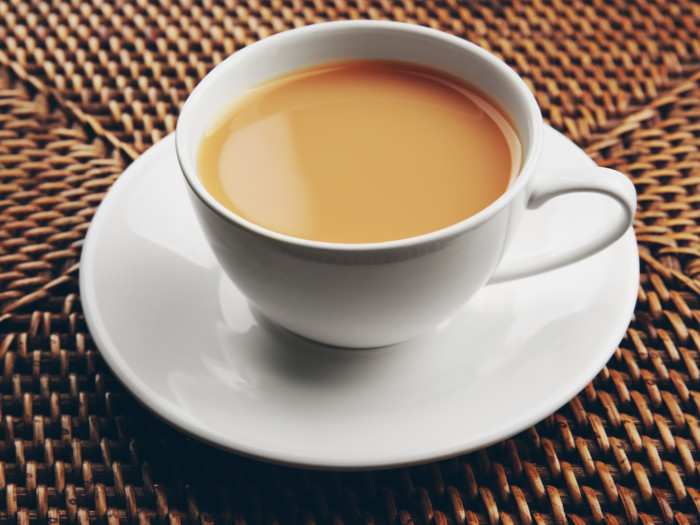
[176,21,636,348]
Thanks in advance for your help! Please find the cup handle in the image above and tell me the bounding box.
[489,167,637,284]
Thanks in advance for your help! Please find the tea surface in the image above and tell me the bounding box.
[198,60,521,243]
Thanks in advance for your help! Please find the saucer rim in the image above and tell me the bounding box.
[80,127,639,469]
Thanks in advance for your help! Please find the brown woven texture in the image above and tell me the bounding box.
[1,0,700,524]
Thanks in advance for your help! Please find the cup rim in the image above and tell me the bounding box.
[175,20,543,251]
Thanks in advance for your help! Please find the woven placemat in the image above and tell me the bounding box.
[1,0,700,524]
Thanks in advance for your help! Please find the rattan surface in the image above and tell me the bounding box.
[1,0,699,524]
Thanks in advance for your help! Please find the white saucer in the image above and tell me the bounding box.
[80,127,638,470]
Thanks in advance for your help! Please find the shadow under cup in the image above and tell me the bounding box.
[176,21,544,348]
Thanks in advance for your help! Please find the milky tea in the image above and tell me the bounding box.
[198,59,522,244]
